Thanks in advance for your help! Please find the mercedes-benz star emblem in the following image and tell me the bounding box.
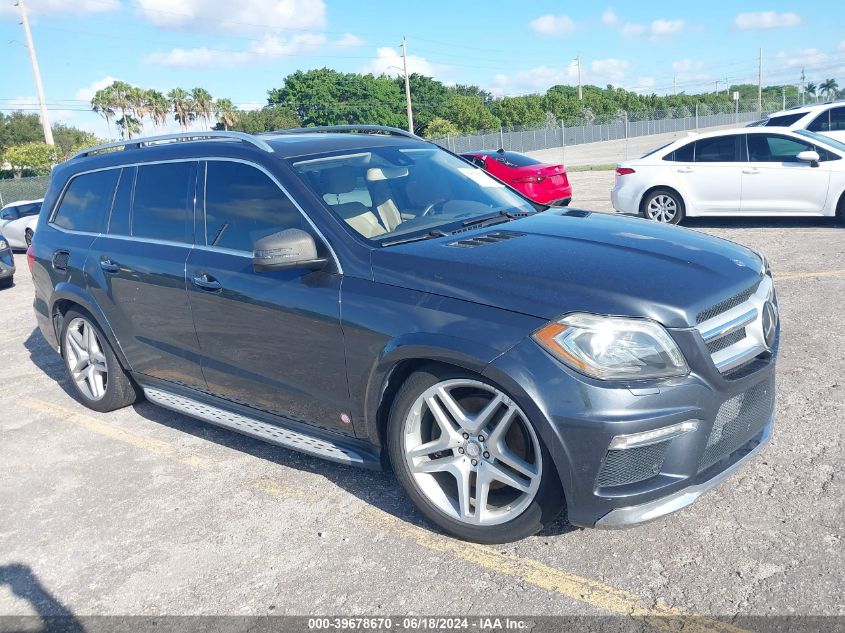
[761,301,778,349]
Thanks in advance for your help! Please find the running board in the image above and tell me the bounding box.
[143,387,377,468]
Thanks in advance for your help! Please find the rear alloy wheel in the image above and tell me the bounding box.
[61,310,138,412]
[388,368,563,543]
[643,189,685,225]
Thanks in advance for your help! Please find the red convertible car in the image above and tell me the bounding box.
[461,149,572,206]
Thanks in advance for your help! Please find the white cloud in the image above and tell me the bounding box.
[334,33,363,48]
[529,14,577,36]
[135,0,325,34]
[649,19,684,39]
[145,32,326,68]
[601,8,619,26]
[361,47,435,77]
[839,40,845,50]
[590,58,629,82]
[782,48,828,68]
[620,23,645,37]
[74,76,119,102]
[632,76,655,93]
[490,63,578,96]
[734,11,801,30]
[0,0,119,15]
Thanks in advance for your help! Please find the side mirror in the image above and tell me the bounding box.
[796,150,820,167]
[253,228,327,273]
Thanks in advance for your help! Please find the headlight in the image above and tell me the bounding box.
[0,240,7,250]
[533,313,689,380]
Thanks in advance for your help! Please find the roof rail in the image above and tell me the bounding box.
[271,125,421,140]
[71,131,275,160]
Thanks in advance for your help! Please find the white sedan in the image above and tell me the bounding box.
[0,199,42,249]
[611,127,845,224]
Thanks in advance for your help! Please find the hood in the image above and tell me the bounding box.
[371,209,764,328]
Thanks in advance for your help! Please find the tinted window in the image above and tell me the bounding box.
[829,107,845,132]
[748,134,813,162]
[204,161,305,252]
[807,110,830,132]
[53,170,119,232]
[763,113,805,127]
[132,162,195,243]
[0,207,18,220]
[108,167,135,235]
[694,135,741,162]
[489,151,542,167]
[17,202,41,217]
[664,142,694,162]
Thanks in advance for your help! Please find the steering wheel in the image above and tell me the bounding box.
[421,199,447,217]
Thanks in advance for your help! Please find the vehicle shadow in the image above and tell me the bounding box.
[23,325,579,539]
[0,563,85,633]
[683,216,841,229]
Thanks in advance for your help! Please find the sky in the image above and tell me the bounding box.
[2,0,845,139]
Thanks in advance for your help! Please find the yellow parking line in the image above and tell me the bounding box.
[21,397,216,471]
[21,396,748,631]
[775,269,845,281]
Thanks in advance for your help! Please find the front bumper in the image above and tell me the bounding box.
[0,250,15,280]
[483,326,777,529]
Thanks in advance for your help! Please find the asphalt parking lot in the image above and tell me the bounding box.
[1,170,844,627]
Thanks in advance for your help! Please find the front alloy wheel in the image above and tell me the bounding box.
[389,368,563,543]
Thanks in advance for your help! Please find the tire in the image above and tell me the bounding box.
[25,229,33,247]
[0,276,12,289]
[387,366,564,543]
[836,193,845,225]
[642,188,685,225]
[60,309,138,413]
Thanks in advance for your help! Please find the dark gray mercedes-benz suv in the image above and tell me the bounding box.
[30,127,779,543]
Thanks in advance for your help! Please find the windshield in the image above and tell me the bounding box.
[488,151,543,167]
[290,145,537,243]
[794,129,845,154]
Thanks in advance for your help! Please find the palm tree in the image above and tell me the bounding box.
[144,90,170,131]
[168,88,195,132]
[820,78,839,100]
[191,88,214,130]
[213,98,238,130]
[90,81,139,139]
[805,82,817,103]
[91,87,116,138]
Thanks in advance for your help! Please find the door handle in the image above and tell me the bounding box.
[192,272,222,291]
[742,168,760,174]
[675,167,694,173]
[99,257,120,273]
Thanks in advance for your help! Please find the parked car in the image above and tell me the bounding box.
[32,127,778,543]
[612,127,845,224]
[0,232,14,287]
[0,199,43,249]
[753,101,845,143]
[461,150,572,206]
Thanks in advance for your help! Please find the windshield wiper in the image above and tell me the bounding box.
[461,210,515,229]
[381,230,450,247]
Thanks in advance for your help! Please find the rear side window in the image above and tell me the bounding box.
[204,161,306,252]
[108,167,135,235]
[763,113,805,127]
[131,162,196,243]
[664,142,694,162]
[808,110,831,132]
[829,107,845,132]
[52,170,119,233]
[17,202,41,217]
[694,135,741,162]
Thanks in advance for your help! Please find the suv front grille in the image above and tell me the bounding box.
[695,276,773,374]
[595,441,669,488]
[699,377,774,473]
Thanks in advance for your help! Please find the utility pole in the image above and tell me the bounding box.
[575,56,582,100]
[401,36,414,134]
[757,48,763,114]
[800,67,806,105]
[16,0,53,146]
[673,74,677,95]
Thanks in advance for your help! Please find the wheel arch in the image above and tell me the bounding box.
[638,184,687,216]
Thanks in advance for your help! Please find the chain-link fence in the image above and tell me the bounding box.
[433,98,801,155]
[0,176,51,208]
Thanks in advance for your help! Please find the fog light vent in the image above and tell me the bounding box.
[596,441,670,488]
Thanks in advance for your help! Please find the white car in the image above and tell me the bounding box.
[0,199,42,249]
[611,127,845,224]
[755,101,845,143]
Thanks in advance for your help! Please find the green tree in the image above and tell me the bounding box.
[191,87,214,129]
[144,90,170,130]
[395,73,450,134]
[213,98,239,131]
[52,124,101,159]
[227,105,300,133]
[489,95,546,129]
[805,82,817,101]
[168,88,195,132]
[444,94,500,133]
[4,142,58,178]
[820,78,839,99]
[90,81,140,139]
[423,117,460,139]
